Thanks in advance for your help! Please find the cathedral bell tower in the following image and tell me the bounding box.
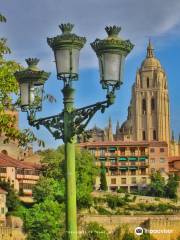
[132,40,170,144]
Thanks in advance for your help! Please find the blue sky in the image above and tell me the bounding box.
[1,0,180,150]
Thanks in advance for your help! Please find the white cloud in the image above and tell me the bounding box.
[1,0,180,70]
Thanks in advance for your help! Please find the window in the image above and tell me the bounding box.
[89,148,96,155]
[151,168,155,173]
[121,178,126,184]
[160,148,164,153]
[147,77,149,88]
[150,148,155,153]
[131,177,136,184]
[153,130,157,140]
[160,168,165,172]
[111,178,116,184]
[141,169,146,175]
[140,148,146,155]
[160,158,165,163]
[99,148,106,156]
[151,98,155,111]
[131,170,136,176]
[142,177,147,184]
[0,168,6,173]
[1,208,5,214]
[142,99,146,114]
[130,148,135,156]
[121,170,126,176]
[151,158,155,164]
[120,148,125,155]
[142,131,146,141]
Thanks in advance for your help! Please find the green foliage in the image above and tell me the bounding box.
[40,145,98,209]
[111,225,122,240]
[165,174,179,199]
[0,179,20,212]
[33,177,65,203]
[106,195,127,209]
[95,206,112,215]
[122,230,137,240]
[24,199,64,240]
[100,163,108,191]
[76,147,98,208]
[0,14,47,147]
[80,222,109,240]
[148,171,166,197]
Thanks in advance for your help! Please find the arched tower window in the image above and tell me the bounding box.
[142,99,146,114]
[142,131,146,141]
[151,98,155,111]
[147,77,149,88]
[153,130,157,140]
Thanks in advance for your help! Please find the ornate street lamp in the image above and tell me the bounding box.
[15,23,133,240]
[15,58,50,112]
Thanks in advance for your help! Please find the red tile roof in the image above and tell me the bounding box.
[168,156,180,162]
[0,187,7,194]
[0,153,41,169]
[79,141,168,147]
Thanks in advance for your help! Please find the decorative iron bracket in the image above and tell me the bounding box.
[27,110,64,140]
[26,90,115,141]
[72,91,115,135]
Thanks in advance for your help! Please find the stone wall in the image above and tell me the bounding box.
[0,227,25,240]
[79,214,180,240]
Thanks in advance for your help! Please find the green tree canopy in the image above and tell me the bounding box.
[147,171,166,197]
[25,199,64,240]
[165,174,179,199]
[100,162,108,191]
[0,14,47,147]
[34,145,98,209]
[0,179,20,212]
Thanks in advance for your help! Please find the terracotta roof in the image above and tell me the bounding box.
[79,141,167,147]
[0,153,41,169]
[168,157,180,164]
[0,187,7,194]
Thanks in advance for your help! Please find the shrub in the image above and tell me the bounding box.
[80,222,109,240]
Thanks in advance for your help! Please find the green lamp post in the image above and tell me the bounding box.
[15,23,133,240]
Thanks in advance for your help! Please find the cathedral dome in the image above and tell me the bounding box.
[141,57,161,69]
[141,40,162,70]
[120,120,132,133]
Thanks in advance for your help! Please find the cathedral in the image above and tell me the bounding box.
[80,41,180,157]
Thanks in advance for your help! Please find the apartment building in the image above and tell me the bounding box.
[79,141,169,192]
[0,153,41,197]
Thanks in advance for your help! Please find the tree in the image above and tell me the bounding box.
[33,177,65,203]
[100,163,108,191]
[0,179,20,212]
[0,14,55,147]
[80,222,109,240]
[147,171,166,197]
[165,174,179,199]
[122,230,137,240]
[39,145,98,209]
[24,199,64,240]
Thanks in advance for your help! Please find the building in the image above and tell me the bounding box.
[79,42,180,190]
[0,109,41,163]
[0,188,7,226]
[79,141,169,192]
[118,41,171,144]
[0,153,41,197]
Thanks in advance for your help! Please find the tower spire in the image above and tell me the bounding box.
[171,130,175,142]
[146,38,154,58]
